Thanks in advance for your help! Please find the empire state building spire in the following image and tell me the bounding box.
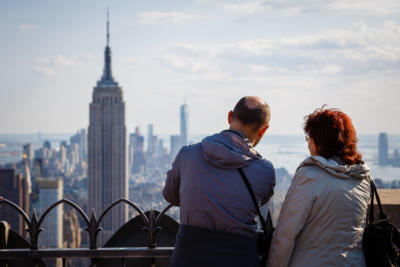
[98,9,118,87]
[88,9,127,244]
[107,9,110,47]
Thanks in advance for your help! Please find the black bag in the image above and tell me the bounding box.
[363,179,400,267]
[238,168,274,266]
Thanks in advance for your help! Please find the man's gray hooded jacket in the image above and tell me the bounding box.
[163,130,275,237]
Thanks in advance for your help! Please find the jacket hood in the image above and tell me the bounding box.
[201,130,262,169]
[298,156,370,180]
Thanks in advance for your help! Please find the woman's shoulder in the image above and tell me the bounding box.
[296,156,325,175]
[294,156,339,183]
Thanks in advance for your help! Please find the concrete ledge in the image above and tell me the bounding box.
[377,189,400,205]
[375,189,400,228]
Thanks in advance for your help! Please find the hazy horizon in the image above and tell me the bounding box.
[1,1,400,135]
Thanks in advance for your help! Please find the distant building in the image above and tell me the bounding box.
[43,140,51,150]
[59,143,67,170]
[21,154,32,196]
[37,178,63,248]
[129,127,146,174]
[170,135,182,160]
[70,129,87,161]
[87,13,128,243]
[23,143,33,168]
[33,158,43,179]
[180,103,189,147]
[0,169,30,236]
[133,137,146,174]
[378,133,389,165]
[393,150,400,167]
[158,139,165,156]
[147,124,158,155]
[63,210,81,248]
[129,127,141,168]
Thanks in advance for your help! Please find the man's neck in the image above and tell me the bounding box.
[228,126,256,145]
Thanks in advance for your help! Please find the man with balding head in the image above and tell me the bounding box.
[163,96,275,267]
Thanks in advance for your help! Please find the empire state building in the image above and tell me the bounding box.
[88,13,128,242]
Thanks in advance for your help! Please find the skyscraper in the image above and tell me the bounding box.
[378,132,389,165]
[88,12,128,242]
[21,154,32,195]
[129,127,146,174]
[147,124,157,155]
[37,178,63,248]
[180,103,189,147]
[23,143,33,168]
[70,129,87,161]
[0,169,30,236]
[170,135,182,160]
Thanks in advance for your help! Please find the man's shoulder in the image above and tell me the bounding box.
[254,157,274,172]
[178,142,202,155]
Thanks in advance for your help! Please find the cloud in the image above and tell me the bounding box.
[33,55,77,75]
[38,55,76,67]
[157,21,400,82]
[196,0,217,3]
[224,1,265,14]
[137,11,203,24]
[32,66,56,76]
[222,0,400,15]
[19,24,36,31]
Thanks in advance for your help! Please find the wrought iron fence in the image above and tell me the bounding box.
[0,196,176,267]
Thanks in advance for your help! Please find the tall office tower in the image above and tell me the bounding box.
[170,135,182,160]
[88,12,128,242]
[393,150,400,167]
[147,124,157,155]
[63,210,81,248]
[378,132,389,165]
[37,178,63,248]
[158,139,165,156]
[59,143,67,170]
[128,127,141,169]
[68,143,79,168]
[132,132,146,174]
[0,169,30,236]
[21,155,32,195]
[180,103,189,147]
[43,140,52,150]
[147,124,154,152]
[70,129,87,161]
[23,143,33,168]
[79,129,87,160]
[33,159,43,179]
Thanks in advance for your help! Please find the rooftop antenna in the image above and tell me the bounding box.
[107,8,110,47]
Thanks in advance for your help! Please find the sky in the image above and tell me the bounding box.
[1,0,400,136]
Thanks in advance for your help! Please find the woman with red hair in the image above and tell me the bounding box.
[267,107,371,267]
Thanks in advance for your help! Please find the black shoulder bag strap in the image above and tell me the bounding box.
[237,168,270,235]
[367,178,387,224]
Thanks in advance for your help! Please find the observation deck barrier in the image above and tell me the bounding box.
[0,189,399,266]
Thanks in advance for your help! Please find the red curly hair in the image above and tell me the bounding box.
[304,107,362,165]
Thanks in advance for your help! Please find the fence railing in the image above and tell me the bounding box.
[0,196,176,267]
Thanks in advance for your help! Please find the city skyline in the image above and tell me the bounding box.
[1,1,400,135]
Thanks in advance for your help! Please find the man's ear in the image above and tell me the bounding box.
[228,111,233,124]
[258,124,269,137]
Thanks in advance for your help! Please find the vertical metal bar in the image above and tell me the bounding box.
[62,257,66,267]
[151,257,156,267]
[121,257,126,267]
